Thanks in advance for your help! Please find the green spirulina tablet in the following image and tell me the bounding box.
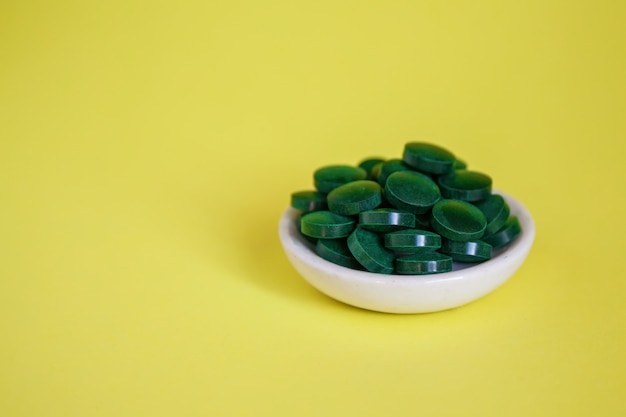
[402,142,456,175]
[347,228,395,274]
[358,208,416,232]
[377,159,410,186]
[452,159,467,170]
[314,165,367,193]
[358,157,385,179]
[440,239,492,263]
[293,141,519,275]
[369,161,383,182]
[327,180,382,215]
[291,190,328,212]
[438,170,492,202]
[481,216,522,249]
[384,170,441,214]
[431,199,487,241]
[300,210,356,239]
[316,238,363,270]
[473,194,510,235]
[395,252,453,275]
[384,229,442,252]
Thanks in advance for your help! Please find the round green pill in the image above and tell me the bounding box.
[327,180,382,215]
[314,165,367,193]
[300,210,356,239]
[291,190,328,212]
[358,157,385,179]
[358,208,416,232]
[402,142,456,175]
[452,159,467,170]
[316,238,363,270]
[440,239,492,263]
[369,161,383,182]
[384,229,442,252]
[481,216,522,249]
[293,141,519,275]
[377,159,410,186]
[430,199,487,242]
[347,228,395,274]
[384,171,441,214]
[438,170,492,202]
[395,252,453,275]
[473,194,510,235]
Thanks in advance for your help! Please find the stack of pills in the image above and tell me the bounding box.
[290,142,522,275]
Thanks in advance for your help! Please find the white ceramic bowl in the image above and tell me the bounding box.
[278,191,535,314]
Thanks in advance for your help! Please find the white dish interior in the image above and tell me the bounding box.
[278,191,535,314]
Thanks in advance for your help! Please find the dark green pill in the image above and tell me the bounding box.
[438,170,492,202]
[300,210,356,239]
[440,239,492,263]
[473,194,510,235]
[358,208,416,232]
[402,142,456,175]
[297,222,318,245]
[452,159,467,170]
[316,238,363,270]
[291,190,328,212]
[481,216,522,249]
[358,157,385,179]
[327,180,382,215]
[377,159,410,186]
[431,199,487,242]
[384,170,441,214]
[369,161,383,182]
[314,165,367,193]
[384,229,442,252]
[395,252,453,275]
[347,228,395,274]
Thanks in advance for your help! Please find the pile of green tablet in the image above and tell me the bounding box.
[290,142,522,275]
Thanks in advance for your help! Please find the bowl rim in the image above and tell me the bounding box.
[279,190,535,285]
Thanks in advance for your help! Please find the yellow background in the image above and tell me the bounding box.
[1,1,625,416]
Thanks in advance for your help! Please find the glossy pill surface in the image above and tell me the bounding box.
[473,194,510,235]
[347,228,395,274]
[300,211,356,239]
[395,252,453,275]
[316,238,362,270]
[482,216,522,249]
[358,157,385,179]
[289,141,524,276]
[327,180,382,215]
[384,229,442,252]
[402,142,456,174]
[384,171,441,214]
[438,170,492,202]
[377,159,410,186]
[440,239,492,263]
[291,190,327,212]
[430,199,487,241]
[314,165,367,193]
[358,208,416,232]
